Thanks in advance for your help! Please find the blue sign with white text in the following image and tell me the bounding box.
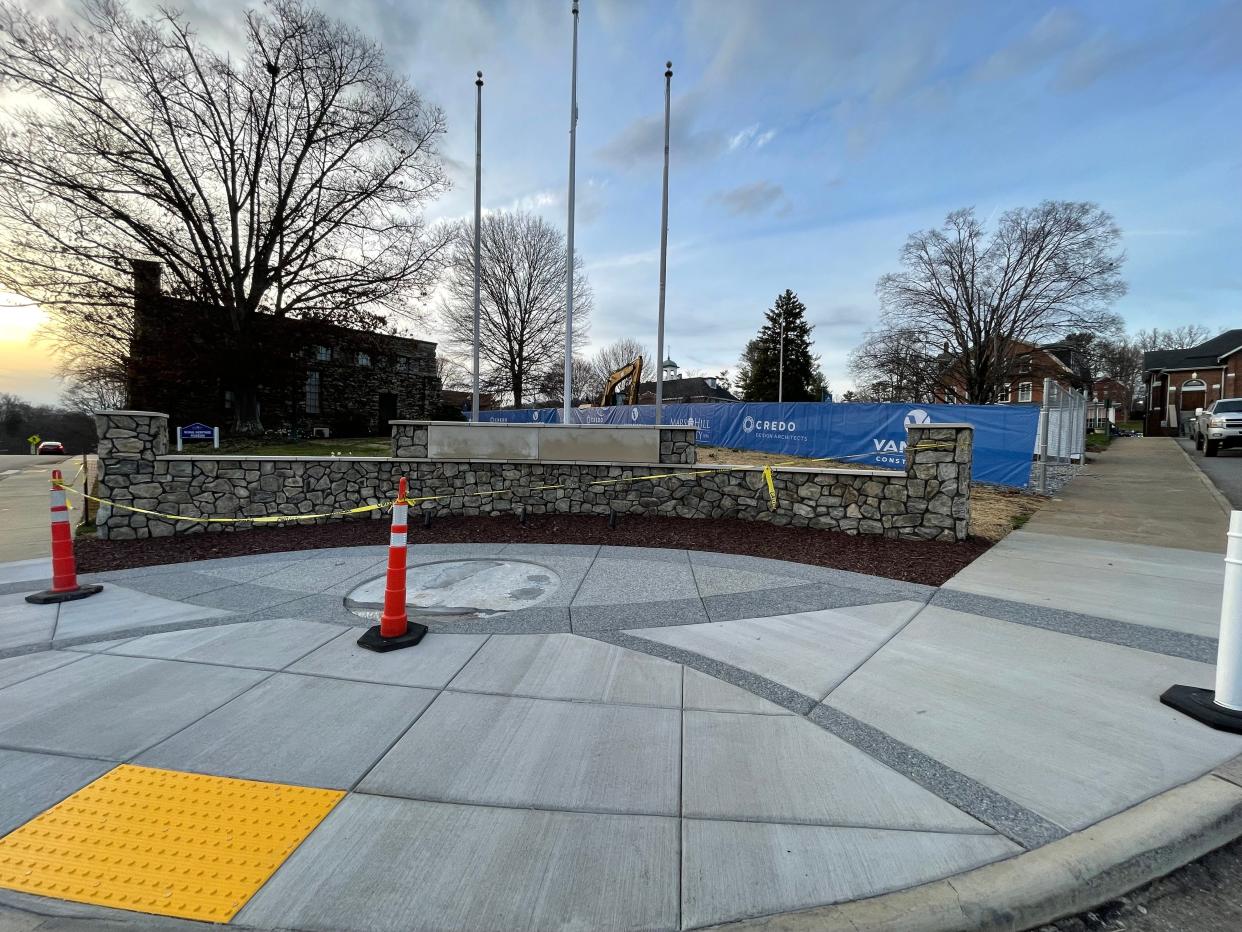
[473,402,1039,487]
[180,422,214,440]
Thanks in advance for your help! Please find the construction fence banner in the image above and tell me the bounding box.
[476,401,1040,488]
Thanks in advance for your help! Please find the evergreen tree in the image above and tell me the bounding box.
[736,290,826,402]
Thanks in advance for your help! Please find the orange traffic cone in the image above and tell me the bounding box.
[358,476,427,652]
[26,469,103,605]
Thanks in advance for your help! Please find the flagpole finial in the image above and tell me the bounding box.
[665,61,673,77]
[476,70,483,86]
[572,0,579,13]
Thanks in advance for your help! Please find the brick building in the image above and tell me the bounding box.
[126,261,442,437]
[1143,329,1242,436]
[929,340,1087,405]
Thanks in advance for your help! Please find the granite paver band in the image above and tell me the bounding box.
[932,587,1218,663]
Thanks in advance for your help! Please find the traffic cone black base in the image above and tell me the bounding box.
[1160,684,1242,734]
[358,621,428,653]
[25,584,103,605]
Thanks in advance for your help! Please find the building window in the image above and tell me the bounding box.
[1018,382,1033,403]
[396,355,410,373]
[223,390,235,410]
[1018,356,1032,375]
[356,352,371,367]
[945,387,957,404]
[313,345,330,361]
[997,383,1011,403]
[305,371,321,414]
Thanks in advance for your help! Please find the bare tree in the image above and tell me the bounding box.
[439,210,591,408]
[435,354,472,393]
[60,377,127,415]
[533,356,597,407]
[874,202,1127,404]
[1094,338,1144,410]
[847,327,944,403]
[592,338,650,382]
[1134,326,1215,351]
[0,0,449,431]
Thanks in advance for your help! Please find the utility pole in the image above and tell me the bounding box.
[655,61,672,425]
[562,0,580,424]
[472,70,483,423]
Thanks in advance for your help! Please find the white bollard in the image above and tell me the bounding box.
[1214,512,1242,709]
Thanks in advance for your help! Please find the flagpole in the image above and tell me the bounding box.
[562,0,580,424]
[472,70,483,423]
[655,61,672,425]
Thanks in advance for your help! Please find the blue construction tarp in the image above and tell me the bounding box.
[475,401,1039,487]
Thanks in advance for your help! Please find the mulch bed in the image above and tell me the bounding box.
[74,515,991,586]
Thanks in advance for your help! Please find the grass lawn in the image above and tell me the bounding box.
[211,436,390,457]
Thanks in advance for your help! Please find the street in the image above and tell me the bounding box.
[0,454,84,563]
[1177,438,1242,509]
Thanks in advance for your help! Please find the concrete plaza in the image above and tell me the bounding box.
[0,439,1240,930]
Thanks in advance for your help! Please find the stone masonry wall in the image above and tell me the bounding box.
[94,412,971,542]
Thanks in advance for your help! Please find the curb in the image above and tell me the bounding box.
[712,760,1242,931]
[4,763,1242,932]
[1172,437,1233,518]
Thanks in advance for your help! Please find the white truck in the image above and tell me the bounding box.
[1193,398,1242,457]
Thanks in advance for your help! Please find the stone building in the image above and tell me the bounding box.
[126,261,442,436]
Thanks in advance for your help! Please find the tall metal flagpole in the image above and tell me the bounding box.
[472,71,483,423]
[655,61,672,425]
[778,315,786,404]
[562,0,580,424]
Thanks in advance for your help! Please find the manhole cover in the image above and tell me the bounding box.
[345,559,560,620]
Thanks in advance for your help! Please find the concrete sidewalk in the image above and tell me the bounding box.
[0,443,1239,931]
[947,437,1230,635]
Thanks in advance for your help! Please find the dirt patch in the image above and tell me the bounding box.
[74,513,991,587]
[698,446,1049,542]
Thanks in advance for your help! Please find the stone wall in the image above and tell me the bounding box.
[93,412,972,542]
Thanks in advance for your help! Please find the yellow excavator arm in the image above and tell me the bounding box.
[598,356,644,406]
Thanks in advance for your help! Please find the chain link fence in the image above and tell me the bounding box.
[1035,379,1087,493]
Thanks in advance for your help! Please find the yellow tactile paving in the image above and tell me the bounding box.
[0,764,344,922]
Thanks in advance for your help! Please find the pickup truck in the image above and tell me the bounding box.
[1193,398,1242,456]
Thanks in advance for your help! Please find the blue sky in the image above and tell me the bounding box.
[5,0,1241,403]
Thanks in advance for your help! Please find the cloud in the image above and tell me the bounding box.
[712,181,787,217]
[728,124,777,151]
[596,95,727,168]
[974,8,1086,83]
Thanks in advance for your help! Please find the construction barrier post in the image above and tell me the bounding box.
[357,476,427,652]
[25,469,104,605]
[1162,510,1242,731]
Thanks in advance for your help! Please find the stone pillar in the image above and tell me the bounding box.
[93,410,168,540]
[658,427,698,464]
[391,421,429,458]
[905,423,973,542]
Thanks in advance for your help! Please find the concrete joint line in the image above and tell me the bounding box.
[707,771,1242,932]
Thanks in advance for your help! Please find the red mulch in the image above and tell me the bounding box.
[74,515,990,586]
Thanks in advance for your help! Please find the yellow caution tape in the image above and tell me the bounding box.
[762,465,778,510]
[64,442,957,526]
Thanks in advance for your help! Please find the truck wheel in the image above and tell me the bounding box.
[1195,432,1204,450]
[1206,439,1220,457]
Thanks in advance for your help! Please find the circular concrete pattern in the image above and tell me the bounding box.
[344,559,560,621]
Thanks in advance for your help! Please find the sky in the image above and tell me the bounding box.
[1,0,1240,405]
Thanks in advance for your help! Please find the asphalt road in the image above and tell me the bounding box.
[1177,437,1242,509]
[0,454,79,562]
